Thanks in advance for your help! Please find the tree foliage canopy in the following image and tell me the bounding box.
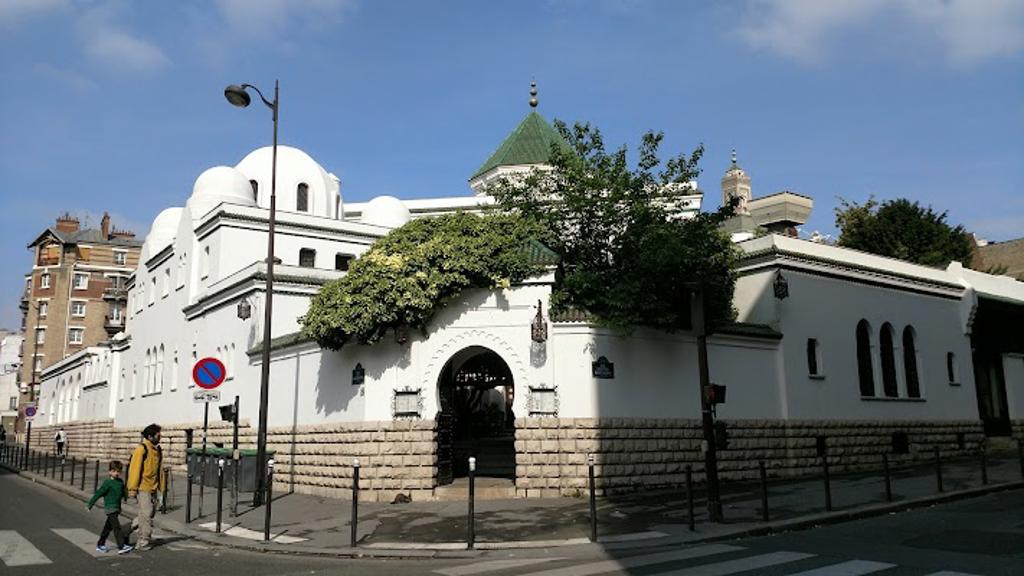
[301,212,545,350]
[487,120,738,330]
[834,197,973,267]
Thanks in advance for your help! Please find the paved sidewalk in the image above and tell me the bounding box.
[3,446,1022,557]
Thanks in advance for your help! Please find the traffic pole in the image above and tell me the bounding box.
[883,453,892,502]
[686,465,695,532]
[23,421,31,470]
[186,454,194,524]
[588,454,597,542]
[94,459,100,492]
[759,461,769,522]
[80,457,86,491]
[70,455,76,486]
[935,447,943,493]
[467,457,476,550]
[351,458,360,548]
[263,459,275,542]
[216,458,225,533]
[199,402,209,519]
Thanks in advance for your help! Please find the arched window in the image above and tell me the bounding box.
[297,183,309,212]
[806,338,821,377]
[299,248,316,268]
[143,350,151,395]
[856,320,875,397]
[880,323,898,397]
[903,326,920,398]
[250,179,259,202]
[171,350,179,391]
[946,352,958,384]
[158,345,165,392]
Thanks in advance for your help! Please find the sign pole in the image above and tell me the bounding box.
[199,401,209,519]
[232,395,239,517]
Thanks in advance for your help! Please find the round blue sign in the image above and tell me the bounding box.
[192,357,227,390]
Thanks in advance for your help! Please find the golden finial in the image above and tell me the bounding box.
[529,80,538,108]
[731,148,737,165]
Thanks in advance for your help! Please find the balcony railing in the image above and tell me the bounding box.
[104,315,125,329]
[103,286,129,300]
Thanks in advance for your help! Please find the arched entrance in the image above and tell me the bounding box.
[436,346,516,485]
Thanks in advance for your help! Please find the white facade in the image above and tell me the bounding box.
[1,333,23,434]
[37,345,118,425]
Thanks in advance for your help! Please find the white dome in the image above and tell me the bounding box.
[362,195,411,228]
[142,207,184,261]
[187,165,256,219]
[235,146,342,219]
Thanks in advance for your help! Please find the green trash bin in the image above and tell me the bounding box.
[186,447,275,491]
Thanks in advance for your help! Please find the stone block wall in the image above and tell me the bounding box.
[514,418,986,497]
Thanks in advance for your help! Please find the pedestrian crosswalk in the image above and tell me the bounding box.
[0,527,180,567]
[431,544,984,576]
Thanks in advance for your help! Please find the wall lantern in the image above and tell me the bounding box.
[352,363,365,386]
[236,299,252,320]
[773,270,789,300]
[531,300,548,343]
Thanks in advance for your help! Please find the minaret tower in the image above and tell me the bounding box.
[720,149,751,215]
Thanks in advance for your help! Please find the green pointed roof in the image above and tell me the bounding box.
[471,111,565,181]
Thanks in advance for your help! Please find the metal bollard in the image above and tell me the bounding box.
[70,456,76,486]
[1018,438,1024,480]
[94,460,100,492]
[822,449,833,512]
[263,459,275,542]
[198,454,206,519]
[935,447,943,493]
[980,445,988,486]
[80,457,86,491]
[588,454,597,542]
[686,465,695,532]
[60,457,65,482]
[759,461,769,522]
[351,459,360,548]
[883,453,892,502]
[186,455,194,524]
[467,457,476,550]
[216,459,225,533]
[161,467,170,514]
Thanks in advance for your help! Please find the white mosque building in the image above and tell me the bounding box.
[34,97,1024,501]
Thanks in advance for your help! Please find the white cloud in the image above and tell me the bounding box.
[76,6,171,73]
[214,0,358,35]
[0,0,68,27]
[736,0,1024,66]
[34,63,98,94]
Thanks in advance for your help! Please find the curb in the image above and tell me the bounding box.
[4,460,1022,560]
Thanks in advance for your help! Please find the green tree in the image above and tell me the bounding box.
[835,197,973,267]
[487,121,738,330]
[301,212,545,350]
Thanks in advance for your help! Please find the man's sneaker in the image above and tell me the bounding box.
[95,545,109,553]
[117,545,133,554]
[135,542,152,551]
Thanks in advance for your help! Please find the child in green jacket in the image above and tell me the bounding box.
[87,460,132,554]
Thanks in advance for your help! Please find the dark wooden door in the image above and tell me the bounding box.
[436,363,455,485]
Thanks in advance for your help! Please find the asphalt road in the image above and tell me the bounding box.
[3,466,1023,575]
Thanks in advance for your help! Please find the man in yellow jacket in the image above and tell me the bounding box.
[127,423,165,551]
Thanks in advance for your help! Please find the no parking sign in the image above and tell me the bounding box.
[193,357,226,390]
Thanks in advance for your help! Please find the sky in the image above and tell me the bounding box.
[0,0,1022,329]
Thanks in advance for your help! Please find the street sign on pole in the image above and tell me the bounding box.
[193,358,227,390]
[24,405,37,422]
[193,390,221,404]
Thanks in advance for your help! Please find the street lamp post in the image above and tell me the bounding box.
[224,80,279,507]
[691,287,723,522]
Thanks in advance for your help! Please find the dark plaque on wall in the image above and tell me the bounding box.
[592,356,615,379]
[352,363,365,386]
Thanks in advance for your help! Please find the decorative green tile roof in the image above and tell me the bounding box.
[522,239,560,266]
[471,111,565,181]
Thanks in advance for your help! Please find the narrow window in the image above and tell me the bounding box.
[806,338,820,376]
[856,319,875,397]
[72,301,86,317]
[35,327,45,344]
[157,345,165,392]
[171,351,179,391]
[297,183,309,212]
[149,277,156,305]
[163,268,170,297]
[299,248,316,268]
[202,246,210,278]
[73,272,89,289]
[947,352,958,384]
[335,253,352,271]
[250,179,259,202]
[903,326,920,398]
[69,327,84,345]
[114,250,127,266]
[40,273,51,289]
[880,323,898,397]
[39,301,48,317]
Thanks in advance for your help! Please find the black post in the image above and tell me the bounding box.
[1018,438,1024,480]
[161,466,170,514]
[199,403,209,518]
[351,459,360,548]
[70,455,76,486]
[186,455,193,524]
[692,289,723,522]
[231,395,239,518]
[60,457,65,482]
[588,454,597,542]
[216,459,225,533]
[263,460,274,542]
[686,465,695,532]
[46,452,51,477]
[759,461,769,522]
[935,447,943,493]
[883,453,892,502]
[94,459,100,492]
[467,456,476,550]
[980,445,988,486]
[80,457,86,491]
[23,421,31,470]
[822,445,833,512]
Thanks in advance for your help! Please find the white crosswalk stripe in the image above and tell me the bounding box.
[52,528,108,558]
[647,551,815,576]
[518,544,745,576]
[0,530,52,567]
[786,559,896,575]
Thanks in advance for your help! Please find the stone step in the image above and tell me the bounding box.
[434,477,516,501]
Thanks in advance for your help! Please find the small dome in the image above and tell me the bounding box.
[187,165,256,219]
[235,146,342,219]
[142,207,183,261]
[362,195,410,228]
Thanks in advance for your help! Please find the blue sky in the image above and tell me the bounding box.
[1,0,1022,329]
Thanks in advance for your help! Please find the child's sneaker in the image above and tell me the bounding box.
[95,545,109,553]
[117,545,133,554]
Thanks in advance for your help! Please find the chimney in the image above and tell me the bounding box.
[109,226,136,239]
[55,213,80,234]
[101,212,110,239]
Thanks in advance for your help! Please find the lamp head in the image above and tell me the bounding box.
[224,85,251,108]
